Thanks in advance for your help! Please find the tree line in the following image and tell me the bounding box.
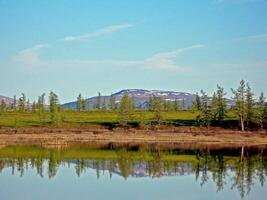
[114,80,267,130]
[194,80,267,131]
[0,80,267,130]
[0,92,61,125]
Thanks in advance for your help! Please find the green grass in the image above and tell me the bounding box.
[0,146,250,166]
[0,146,194,161]
[0,110,237,128]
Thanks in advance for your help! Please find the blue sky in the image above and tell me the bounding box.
[0,0,267,103]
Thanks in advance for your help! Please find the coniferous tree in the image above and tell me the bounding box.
[232,80,257,131]
[77,93,83,112]
[148,96,153,111]
[195,93,201,111]
[164,101,174,111]
[0,100,6,112]
[211,92,218,120]
[149,96,163,125]
[18,93,26,112]
[81,98,87,111]
[37,93,46,122]
[109,95,116,111]
[49,91,61,125]
[153,97,163,125]
[26,98,31,111]
[245,83,254,127]
[197,90,212,128]
[264,102,267,127]
[37,93,45,111]
[31,101,37,113]
[12,95,17,111]
[232,80,246,131]
[118,93,134,126]
[163,101,167,111]
[191,102,197,112]
[77,93,87,111]
[102,98,106,111]
[216,85,227,123]
[182,98,185,110]
[174,98,179,111]
[255,92,266,129]
[96,92,102,111]
[211,85,227,124]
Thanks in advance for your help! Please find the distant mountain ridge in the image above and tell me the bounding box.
[1,89,234,110]
[0,95,14,105]
[62,89,197,110]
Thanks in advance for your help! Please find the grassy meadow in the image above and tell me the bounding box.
[0,110,237,128]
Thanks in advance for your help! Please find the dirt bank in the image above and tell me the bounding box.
[0,127,267,148]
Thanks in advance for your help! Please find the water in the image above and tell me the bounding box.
[0,146,266,200]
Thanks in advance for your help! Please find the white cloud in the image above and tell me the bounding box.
[63,24,133,41]
[143,45,205,70]
[12,44,48,69]
[12,44,205,71]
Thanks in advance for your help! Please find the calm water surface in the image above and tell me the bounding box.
[0,146,267,200]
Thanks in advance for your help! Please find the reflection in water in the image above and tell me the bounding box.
[0,146,267,199]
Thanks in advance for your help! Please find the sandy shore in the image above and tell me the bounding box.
[0,127,267,148]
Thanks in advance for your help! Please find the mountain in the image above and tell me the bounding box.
[0,95,14,105]
[62,89,197,110]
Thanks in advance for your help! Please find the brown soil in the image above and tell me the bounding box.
[0,126,267,149]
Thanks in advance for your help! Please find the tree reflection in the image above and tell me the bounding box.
[0,146,266,198]
[211,154,226,192]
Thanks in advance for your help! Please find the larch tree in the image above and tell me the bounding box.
[96,92,102,111]
[0,100,6,112]
[31,101,37,113]
[49,91,61,125]
[216,85,227,123]
[182,98,185,110]
[77,93,83,111]
[149,96,163,125]
[26,98,31,111]
[109,95,116,111]
[18,93,26,112]
[195,93,201,111]
[245,83,254,127]
[191,102,198,113]
[12,95,17,111]
[118,93,134,126]
[255,92,265,129]
[211,85,227,124]
[174,98,179,111]
[102,98,106,111]
[231,80,246,132]
[211,92,218,120]
[164,101,174,112]
[148,96,153,111]
[37,93,46,122]
[197,90,212,128]
[264,102,267,127]
[81,98,87,111]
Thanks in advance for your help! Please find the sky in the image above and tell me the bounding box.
[0,0,267,103]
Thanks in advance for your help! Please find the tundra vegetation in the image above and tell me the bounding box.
[0,80,266,131]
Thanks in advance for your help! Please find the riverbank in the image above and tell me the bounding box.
[0,127,267,148]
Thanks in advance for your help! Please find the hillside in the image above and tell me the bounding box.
[0,95,14,105]
[62,89,197,110]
